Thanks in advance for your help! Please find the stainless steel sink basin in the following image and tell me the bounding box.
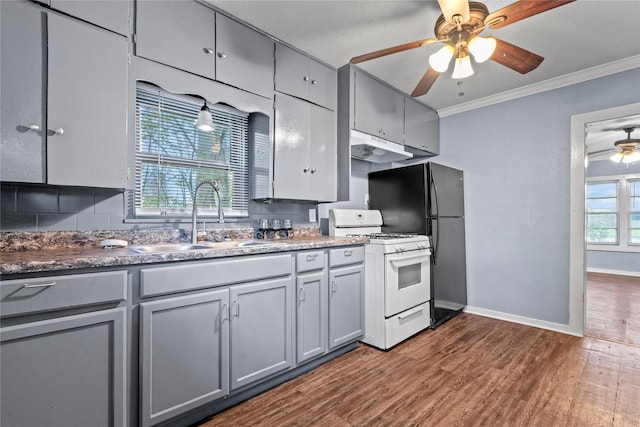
[235,240,279,247]
[128,243,219,254]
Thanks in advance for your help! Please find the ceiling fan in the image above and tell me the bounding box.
[350,0,576,97]
[589,127,640,164]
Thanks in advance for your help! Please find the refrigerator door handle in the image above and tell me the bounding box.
[432,217,439,265]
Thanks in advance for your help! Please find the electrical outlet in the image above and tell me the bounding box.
[309,208,317,223]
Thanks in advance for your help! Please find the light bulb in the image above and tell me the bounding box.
[468,36,496,63]
[429,45,454,72]
[451,55,474,79]
[196,101,214,132]
[609,152,624,163]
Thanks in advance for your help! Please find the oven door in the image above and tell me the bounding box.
[384,249,431,317]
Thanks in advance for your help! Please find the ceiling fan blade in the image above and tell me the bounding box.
[486,0,576,29]
[411,68,440,97]
[588,148,617,157]
[350,38,439,64]
[491,37,543,74]
[437,0,470,24]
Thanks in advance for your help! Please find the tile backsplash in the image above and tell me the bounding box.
[1,183,318,232]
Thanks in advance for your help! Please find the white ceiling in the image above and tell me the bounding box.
[207,0,640,114]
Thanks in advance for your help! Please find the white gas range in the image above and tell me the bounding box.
[329,209,432,350]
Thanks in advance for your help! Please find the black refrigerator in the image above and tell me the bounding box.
[368,162,467,327]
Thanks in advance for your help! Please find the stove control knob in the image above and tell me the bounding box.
[396,246,405,252]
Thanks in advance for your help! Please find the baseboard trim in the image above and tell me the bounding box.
[464,305,582,337]
[586,268,640,277]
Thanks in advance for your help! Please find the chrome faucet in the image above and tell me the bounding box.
[192,180,224,243]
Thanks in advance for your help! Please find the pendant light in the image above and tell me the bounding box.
[429,45,455,72]
[196,99,214,132]
[468,36,496,63]
[451,54,474,79]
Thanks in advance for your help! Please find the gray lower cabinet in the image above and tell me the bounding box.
[1,308,127,427]
[353,69,404,144]
[296,270,328,363]
[404,97,440,156]
[273,93,337,202]
[216,13,274,99]
[0,0,128,188]
[328,248,365,350]
[230,278,293,390]
[275,43,336,110]
[139,289,229,427]
[135,0,216,80]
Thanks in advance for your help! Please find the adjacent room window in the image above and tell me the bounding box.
[630,179,640,244]
[134,82,249,218]
[586,181,618,244]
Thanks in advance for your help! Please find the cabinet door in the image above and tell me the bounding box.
[309,103,337,202]
[404,98,440,155]
[275,44,310,101]
[135,0,216,79]
[230,277,293,390]
[308,59,337,110]
[273,94,311,199]
[47,13,128,188]
[296,271,328,363]
[140,290,229,427]
[354,71,404,144]
[0,0,46,183]
[215,13,274,98]
[1,308,126,427]
[329,264,364,349]
[51,0,130,36]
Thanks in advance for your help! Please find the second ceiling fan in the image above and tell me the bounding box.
[350,0,576,97]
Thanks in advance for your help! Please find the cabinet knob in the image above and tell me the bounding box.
[310,168,316,174]
[26,124,41,132]
[203,47,215,55]
[216,52,227,58]
[378,129,383,134]
[303,167,310,173]
[53,127,64,135]
[423,145,430,149]
[311,80,317,85]
[303,76,309,82]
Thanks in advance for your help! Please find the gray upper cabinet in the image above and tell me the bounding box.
[135,0,216,80]
[275,44,336,110]
[50,0,130,36]
[215,13,274,99]
[230,277,293,391]
[404,98,440,156]
[47,13,128,188]
[0,1,128,188]
[140,290,229,427]
[1,308,126,427]
[353,69,404,144]
[0,0,45,183]
[273,93,337,202]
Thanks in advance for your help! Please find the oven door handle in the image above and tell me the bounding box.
[387,250,430,268]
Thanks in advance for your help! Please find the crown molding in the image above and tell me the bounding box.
[437,55,640,118]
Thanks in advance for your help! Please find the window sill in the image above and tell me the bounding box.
[587,244,640,253]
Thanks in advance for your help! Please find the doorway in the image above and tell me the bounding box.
[569,102,640,337]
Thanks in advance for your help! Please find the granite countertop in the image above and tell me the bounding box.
[0,235,368,275]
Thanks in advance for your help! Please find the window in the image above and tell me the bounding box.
[586,181,618,244]
[631,179,640,244]
[135,83,249,218]
[586,175,640,248]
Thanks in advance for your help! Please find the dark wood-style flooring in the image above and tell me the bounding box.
[201,273,640,426]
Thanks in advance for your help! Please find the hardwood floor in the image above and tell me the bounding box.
[200,310,640,426]
[586,272,640,347]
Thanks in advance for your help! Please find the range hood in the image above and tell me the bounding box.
[350,129,413,163]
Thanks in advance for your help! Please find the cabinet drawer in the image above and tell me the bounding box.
[296,251,325,273]
[329,246,365,267]
[140,254,292,298]
[0,271,127,318]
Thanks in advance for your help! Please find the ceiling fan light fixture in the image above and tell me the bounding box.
[429,45,455,72]
[609,152,624,163]
[452,54,473,79]
[196,100,214,132]
[468,36,496,63]
[622,151,640,164]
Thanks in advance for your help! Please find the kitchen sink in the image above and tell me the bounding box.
[128,240,281,254]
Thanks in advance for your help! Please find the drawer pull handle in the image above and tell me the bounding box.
[299,287,306,302]
[22,282,56,289]
[344,250,353,256]
[306,254,318,262]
